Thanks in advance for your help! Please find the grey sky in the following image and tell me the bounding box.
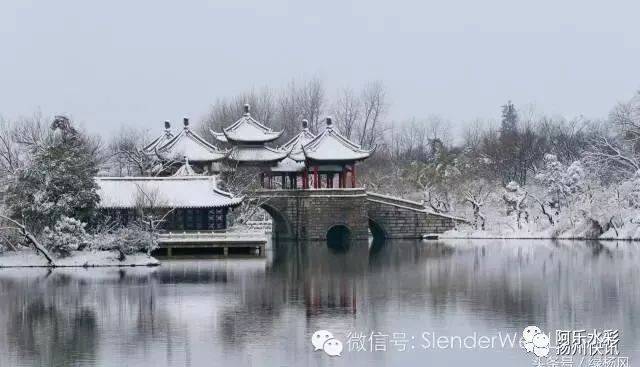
[1,0,639,137]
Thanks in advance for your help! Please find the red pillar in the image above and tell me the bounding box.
[260,172,265,188]
[313,166,319,189]
[351,165,356,188]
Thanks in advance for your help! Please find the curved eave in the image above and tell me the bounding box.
[142,133,173,154]
[227,154,289,163]
[303,154,372,163]
[156,130,230,162]
[302,145,375,163]
[155,148,230,163]
[226,145,291,163]
[270,157,306,172]
[210,130,228,143]
[223,129,283,144]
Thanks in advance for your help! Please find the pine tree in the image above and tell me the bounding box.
[5,116,100,232]
[501,100,518,135]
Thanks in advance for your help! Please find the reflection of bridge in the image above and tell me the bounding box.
[255,189,460,241]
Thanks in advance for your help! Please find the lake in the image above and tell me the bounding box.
[0,239,638,366]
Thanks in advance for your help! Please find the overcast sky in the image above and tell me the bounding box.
[1,0,639,137]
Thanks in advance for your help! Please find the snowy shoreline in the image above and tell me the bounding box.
[438,228,640,241]
[0,250,160,268]
[438,235,639,241]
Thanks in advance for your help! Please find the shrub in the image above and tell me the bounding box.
[91,225,157,261]
[42,216,89,258]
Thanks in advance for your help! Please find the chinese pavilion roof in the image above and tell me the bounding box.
[302,117,374,162]
[270,119,315,172]
[211,104,283,144]
[156,118,229,163]
[172,159,198,176]
[228,144,290,163]
[271,157,306,172]
[95,176,243,209]
[142,121,174,154]
[280,119,317,162]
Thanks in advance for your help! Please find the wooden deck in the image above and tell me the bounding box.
[157,231,268,257]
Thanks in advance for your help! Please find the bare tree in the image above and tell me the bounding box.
[359,81,386,148]
[333,87,361,139]
[133,184,175,256]
[107,127,157,176]
[462,184,491,231]
[296,77,325,132]
[0,213,55,265]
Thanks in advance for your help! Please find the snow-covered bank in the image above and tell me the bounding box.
[440,220,640,241]
[0,250,159,268]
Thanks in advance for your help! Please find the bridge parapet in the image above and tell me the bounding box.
[366,192,460,239]
[366,192,426,211]
[251,189,461,241]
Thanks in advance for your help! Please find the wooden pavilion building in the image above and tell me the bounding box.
[95,174,243,231]
[151,118,229,175]
[265,117,373,189]
[210,104,289,166]
[301,117,374,188]
[268,119,316,189]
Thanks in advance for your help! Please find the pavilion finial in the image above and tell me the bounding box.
[325,116,333,127]
[183,117,189,128]
[302,119,309,129]
[243,103,251,115]
[164,120,171,130]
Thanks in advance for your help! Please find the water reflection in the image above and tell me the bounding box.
[0,239,639,366]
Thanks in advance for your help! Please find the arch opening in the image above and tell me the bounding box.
[259,203,292,240]
[368,218,387,241]
[326,225,352,253]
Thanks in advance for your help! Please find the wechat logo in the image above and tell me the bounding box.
[521,326,550,357]
[311,330,343,357]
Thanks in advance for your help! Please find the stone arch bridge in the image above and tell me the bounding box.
[255,189,461,241]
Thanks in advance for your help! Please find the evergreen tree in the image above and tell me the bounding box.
[501,100,518,134]
[5,116,100,232]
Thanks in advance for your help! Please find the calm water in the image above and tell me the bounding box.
[0,239,639,367]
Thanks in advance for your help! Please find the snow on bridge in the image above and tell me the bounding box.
[254,189,461,241]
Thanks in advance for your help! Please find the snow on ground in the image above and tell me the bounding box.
[0,250,159,268]
[441,221,640,241]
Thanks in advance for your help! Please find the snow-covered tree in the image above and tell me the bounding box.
[42,216,89,258]
[503,181,528,229]
[459,178,494,230]
[91,225,153,261]
[4,116,100,233]
[533,155,586,218]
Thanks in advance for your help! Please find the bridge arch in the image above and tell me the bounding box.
[326,224,352,252]
[259,203,293,239]
[368,217,387,241]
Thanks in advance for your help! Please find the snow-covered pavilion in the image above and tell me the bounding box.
[95,175,243,231]
[268,119,316,189]
[266,117,373,189]
[301,117,374,188]
[154,118,229,174]
[210,104,289,166]
[142,121,174,155]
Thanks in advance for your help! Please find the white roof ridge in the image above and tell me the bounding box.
[96,176,214,181]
